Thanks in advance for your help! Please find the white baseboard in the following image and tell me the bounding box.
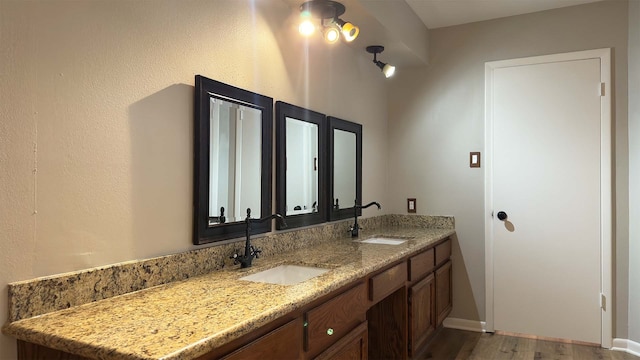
[612,338,640,357]
[442,317,487,333]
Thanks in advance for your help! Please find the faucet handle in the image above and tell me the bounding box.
[230,251,240,265]
[250,246,262,259]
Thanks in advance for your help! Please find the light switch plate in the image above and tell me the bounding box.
[470,152,481,168]
[407,198,416,213]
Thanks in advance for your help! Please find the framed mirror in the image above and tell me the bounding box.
[275,101,327,229]
[193,75,273,245]
[327,116,362,221]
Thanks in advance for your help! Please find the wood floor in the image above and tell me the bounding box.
[419,328,640,360]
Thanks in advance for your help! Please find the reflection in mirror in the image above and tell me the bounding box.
[327,116,362,221]
[285,117,318,215]
[332,129,356,210]
[194,75,273,245]
[276,101,327,229]
[209,99,262,224]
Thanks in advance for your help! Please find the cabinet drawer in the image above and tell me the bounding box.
[369,261,407,303]
[409,248,435,281]
[305,283,367,357]
[314,321,368,360]
[221,318,302,360]
[435,238,451,267]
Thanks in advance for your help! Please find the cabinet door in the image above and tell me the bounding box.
[408,273,435,356]
[435,260,452,327]
[315,321,368,360]
[221,319,302,360]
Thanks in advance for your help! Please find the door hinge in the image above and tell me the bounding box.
[599,83,606,96]
[600,293,606,310]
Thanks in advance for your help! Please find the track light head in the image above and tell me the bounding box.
[323,23,340,43]
[366,45,396,78]
[335,18,359,42]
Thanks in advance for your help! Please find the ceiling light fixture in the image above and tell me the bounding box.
[366,45,396,78]
[299,0,359,44]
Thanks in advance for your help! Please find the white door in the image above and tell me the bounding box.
[486,50,611,345]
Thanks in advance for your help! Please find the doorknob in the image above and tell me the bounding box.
[497,211,508,221]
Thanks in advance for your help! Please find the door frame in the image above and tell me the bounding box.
[484,48,612,347]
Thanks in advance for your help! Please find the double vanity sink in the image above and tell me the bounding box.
[3,225,454,360]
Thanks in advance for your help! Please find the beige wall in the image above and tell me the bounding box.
[0,0,390,357]
[387,0,630,336]
[628,0,640,344]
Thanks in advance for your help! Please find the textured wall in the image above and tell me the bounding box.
[387,0,629,336]
[0,0,389,357]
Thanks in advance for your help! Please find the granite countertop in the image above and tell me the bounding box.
[2,226,454,360]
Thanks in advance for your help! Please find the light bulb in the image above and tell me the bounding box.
[382,63,396,78]
[299,19,315,36]
[323,26,340,44]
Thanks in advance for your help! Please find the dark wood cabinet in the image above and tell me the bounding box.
[406,237,452,358]
[435,259,453,327]
[408,273,436,356]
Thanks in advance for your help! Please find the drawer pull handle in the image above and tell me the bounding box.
[326,328,334,336]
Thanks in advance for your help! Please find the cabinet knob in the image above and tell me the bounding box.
[326,328,334,336]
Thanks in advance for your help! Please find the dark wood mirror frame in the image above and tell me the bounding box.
[193,75,273,245]
[275,101,327,229]
[327,116,362,221]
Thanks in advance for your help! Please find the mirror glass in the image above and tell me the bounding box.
[276,101,326,229]
[332,129,356,210]
[208,99,262,224]
[327,116,362,221]
[194,75,273,245]
[285,117,318,215]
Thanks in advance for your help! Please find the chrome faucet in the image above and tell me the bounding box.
[350,200,381,237]
[231,208,287,268]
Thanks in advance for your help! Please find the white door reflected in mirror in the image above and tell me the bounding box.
[286,117,319,216]
[333,129,356,210]
[209,98,262,223]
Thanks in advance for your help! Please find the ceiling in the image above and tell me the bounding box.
[282,0,605,67]
[405,0,604,29]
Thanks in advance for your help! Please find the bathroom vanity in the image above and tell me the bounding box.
[4,218,453,360]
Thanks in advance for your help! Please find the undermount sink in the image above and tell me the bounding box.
[359,237,407,245]
[239,265,330,285]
